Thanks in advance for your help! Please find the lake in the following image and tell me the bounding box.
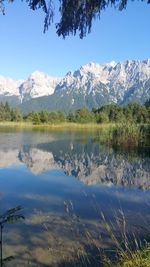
[0,128,150,266]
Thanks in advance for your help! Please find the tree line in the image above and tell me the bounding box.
[0,101,150,124]
[68,101,150,124]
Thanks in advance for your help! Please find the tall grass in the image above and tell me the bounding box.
[100,211,150,267]
[63,200,150,267]
[98,123,150,150]
[0,121,115,130]
[111,245,150,267]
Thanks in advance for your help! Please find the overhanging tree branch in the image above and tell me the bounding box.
[0,0,150,38]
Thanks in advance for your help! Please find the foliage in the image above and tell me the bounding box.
[97,123,150,153]
[67,107,96,123]
[100,212,150,267]
[110,123,142,147]
[63,200,150,267]
[95,111,109,123]
[111,246,150,267]
[39,110,49,123]
[0,206,24,225]
[145,98,150,108]
[0,102,22,122]
[0,0,150,38]
[10,107,22,121]
[48,111,66,123]
[25,109,66,124]
[123,103,148,123]
[98,104,125,122]
[94,102,150,124]
[32,112,41,125]
[1,100,150,125]
[0,206,24,267]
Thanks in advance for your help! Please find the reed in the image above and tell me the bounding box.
[100,211,150,267]
[63,200,150,267]
[0,121,115,130]
[98,123,150,150]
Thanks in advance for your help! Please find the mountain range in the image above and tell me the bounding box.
[1,59,150,113]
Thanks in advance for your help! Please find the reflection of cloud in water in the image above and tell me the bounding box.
[111,189,150,203]
[20,193,62,211]
[4,207,150,267]
[0,149,22,168]
[4,211,100,266]
[0,131,57,150]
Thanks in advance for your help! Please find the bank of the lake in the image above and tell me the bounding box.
[0,121,116,129]
[0,121,149,128]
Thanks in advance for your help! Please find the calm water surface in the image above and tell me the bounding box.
[0,128,150,266]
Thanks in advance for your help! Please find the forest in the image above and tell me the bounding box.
[0,100,150,125]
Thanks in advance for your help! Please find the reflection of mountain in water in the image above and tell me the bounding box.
[18,148,57,174]
[38,140,150,190]
[0,132,150,190]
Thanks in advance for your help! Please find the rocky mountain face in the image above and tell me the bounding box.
[19,71,61,101]
[0,71,61,106]
[0,75,23,105]
[1,59,150,111]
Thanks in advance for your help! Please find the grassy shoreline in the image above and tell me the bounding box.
[0,121,116,130]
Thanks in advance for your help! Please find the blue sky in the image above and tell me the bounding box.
[0,1,150,80]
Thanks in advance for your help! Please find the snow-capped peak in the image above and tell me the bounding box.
[20,71,61,100]
[0,75,22,96]
[109,60,117,68]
